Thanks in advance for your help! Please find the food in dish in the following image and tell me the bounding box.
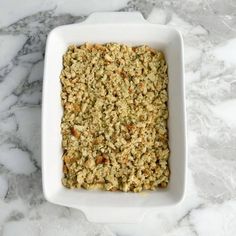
[60,43,169,192]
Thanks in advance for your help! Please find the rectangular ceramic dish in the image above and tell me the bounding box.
[42,12,186,223]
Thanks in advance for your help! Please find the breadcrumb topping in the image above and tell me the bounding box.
[60,43,169,192]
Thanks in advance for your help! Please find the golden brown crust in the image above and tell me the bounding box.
[60,43,169,192]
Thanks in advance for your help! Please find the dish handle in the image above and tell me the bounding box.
[82,11,148,24]
[80,207,148,224]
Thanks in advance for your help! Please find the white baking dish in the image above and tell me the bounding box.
[42,12,186,223]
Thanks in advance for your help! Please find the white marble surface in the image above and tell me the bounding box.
[0,0,236,235]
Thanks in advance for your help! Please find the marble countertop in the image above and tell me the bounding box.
[1,0,236,235]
